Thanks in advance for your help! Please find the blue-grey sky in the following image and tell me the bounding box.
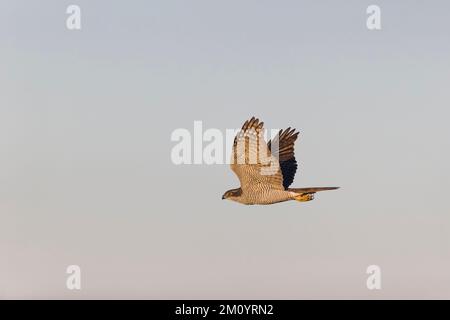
[1,0,450,298]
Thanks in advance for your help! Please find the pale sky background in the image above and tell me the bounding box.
[1,0,450,299]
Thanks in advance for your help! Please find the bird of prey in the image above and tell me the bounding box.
[222,117,338,205]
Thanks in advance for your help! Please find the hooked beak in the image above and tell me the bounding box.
[222,195,225,200]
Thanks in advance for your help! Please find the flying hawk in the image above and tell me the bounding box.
[222,117,338,205]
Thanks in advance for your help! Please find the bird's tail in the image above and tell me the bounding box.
[289,187,339,193]
[288,187,339,202]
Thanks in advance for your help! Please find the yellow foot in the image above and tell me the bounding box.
[294,193,315,202]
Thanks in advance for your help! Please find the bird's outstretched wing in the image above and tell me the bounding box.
[267,128,299,189]
[230,117,285,192]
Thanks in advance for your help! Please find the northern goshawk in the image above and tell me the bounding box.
[222,117,338,205]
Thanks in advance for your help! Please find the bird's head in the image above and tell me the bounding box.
[222,188,242,201]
